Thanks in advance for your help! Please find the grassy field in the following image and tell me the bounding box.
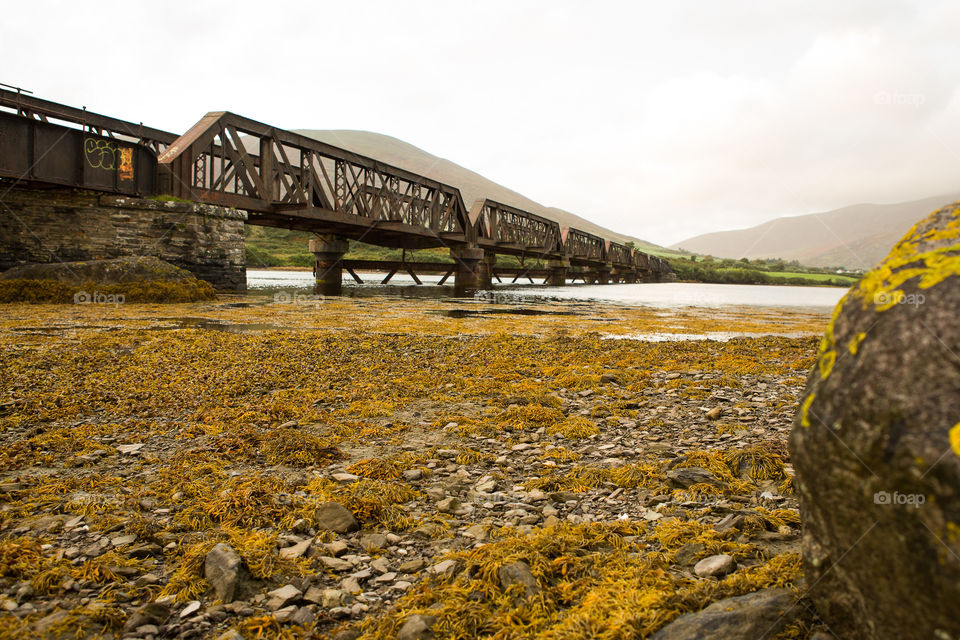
[762,271,857,285]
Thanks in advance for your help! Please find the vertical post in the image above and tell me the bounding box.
[259,136,274,202]
[451,246,492,296]
[597,265,612,284]
[309,234,349,296]
[547,259,569,286]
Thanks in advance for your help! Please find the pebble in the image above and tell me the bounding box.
[694,554,737,578]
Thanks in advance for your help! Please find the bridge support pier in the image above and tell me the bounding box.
[547,259,569,286]
[309,234,350,296]
[597,265,612,285]
[451,247,492,296]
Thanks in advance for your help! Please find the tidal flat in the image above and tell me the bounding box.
[0,296,830,639]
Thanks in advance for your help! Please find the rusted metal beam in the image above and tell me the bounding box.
[0,88,177,152]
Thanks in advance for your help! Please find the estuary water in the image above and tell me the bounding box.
[246,269,847,310]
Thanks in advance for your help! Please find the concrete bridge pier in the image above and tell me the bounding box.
[547,259,569,286]
[451,246,492,296]
[309,234,350,296]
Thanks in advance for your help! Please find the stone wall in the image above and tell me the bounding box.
[0,186,247,290]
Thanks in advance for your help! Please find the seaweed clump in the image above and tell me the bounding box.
[358,521,803,640]
[0,278,216,303]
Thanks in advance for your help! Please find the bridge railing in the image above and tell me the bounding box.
[158,112,471,239]
[606,241,634,267]
[562,227,607,263]
[0,88,177,154]
[632,250,651,270]
[471,199,563,258]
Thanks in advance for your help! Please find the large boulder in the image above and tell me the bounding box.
[0,256,216,302]
[0,256,197,284]
[790,201,960,639]
[651,588,795,639]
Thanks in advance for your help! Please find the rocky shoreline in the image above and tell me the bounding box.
[0,299,829,639]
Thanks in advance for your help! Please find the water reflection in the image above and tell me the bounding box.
[247,269,847,309]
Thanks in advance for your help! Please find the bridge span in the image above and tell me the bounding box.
[0,88,673,294]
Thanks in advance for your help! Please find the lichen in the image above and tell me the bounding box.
[949,422,960,458]
[853,204,960,311]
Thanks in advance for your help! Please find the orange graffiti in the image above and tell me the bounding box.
[118,147,134,181]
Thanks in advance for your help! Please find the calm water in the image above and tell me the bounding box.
[246,269,847,310]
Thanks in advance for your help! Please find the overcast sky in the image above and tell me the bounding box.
[6,1,960,246]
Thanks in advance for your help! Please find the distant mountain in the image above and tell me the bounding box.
[670,193,960,270]
[295,129,670,254]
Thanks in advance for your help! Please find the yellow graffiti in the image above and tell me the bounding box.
[84,138,119,170]
[84,138,135,181]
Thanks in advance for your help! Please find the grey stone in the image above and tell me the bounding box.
[693,554,736,578]
[320,556,353,572]
[498,560,540,597]
[316,502,360,533]
[666,467,721,489]
[474,476,497,492]
[398,558,426,574]
[370,557,391,574]
[437,496,461,514]
[279,538,311,560]
[790,202,960,640]
[34,610,69,635]
[429,559,459,577]
[303,586,324,604]
[325,540,349,556]
[267,584,302,610]
[340,577,362,594]
[110,534,136,546]
[123,602,170,631]
[273,604,298,622]
[397,613,437,640]
[651,588,795,639]
[322,588,344,608]
[359,533,387,552]
[463,524,488,540]
[204,543,242,603]
[289,606,315,626]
